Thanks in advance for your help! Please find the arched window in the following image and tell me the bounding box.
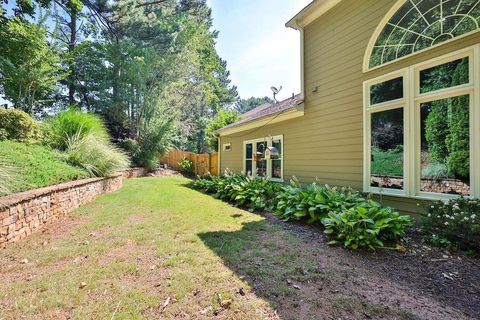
[367,0,480,70]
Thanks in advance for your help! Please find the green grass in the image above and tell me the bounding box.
[0,140,89,195]
[371,148,403,177]
[0,177,419,319]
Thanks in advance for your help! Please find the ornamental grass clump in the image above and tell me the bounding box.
[66,132,130,177]
[42,109,109,150]
[423,197,480,250]
[43,109,130,177]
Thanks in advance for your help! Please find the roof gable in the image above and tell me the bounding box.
[286,0,343,30]
[217,94,304,134]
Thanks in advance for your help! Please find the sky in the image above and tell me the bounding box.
[206,0,311,101]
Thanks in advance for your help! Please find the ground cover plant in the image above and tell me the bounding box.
[1,177,477,319]
[423,197,480,250]
[193,173,412,250]
[0,156,17,197]
[0,140,89,194]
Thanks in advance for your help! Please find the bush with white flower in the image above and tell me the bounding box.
[423,197,480,250]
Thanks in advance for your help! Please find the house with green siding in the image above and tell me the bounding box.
[216,0,480,213]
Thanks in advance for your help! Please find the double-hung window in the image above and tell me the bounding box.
[364,46,480,200]
[243,135,283,181]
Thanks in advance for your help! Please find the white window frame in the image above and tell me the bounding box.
[363,0,480,72]
[243,135,284,182]
[364,45,480,200]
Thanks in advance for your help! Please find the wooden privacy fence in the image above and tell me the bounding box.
[159,149,219,176]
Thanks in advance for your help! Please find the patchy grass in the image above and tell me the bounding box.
[0,177,469,319]
[0,140,89,195]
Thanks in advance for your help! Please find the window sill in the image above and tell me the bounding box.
[366,188,467,202]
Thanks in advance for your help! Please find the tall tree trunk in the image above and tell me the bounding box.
[68,11,77,105]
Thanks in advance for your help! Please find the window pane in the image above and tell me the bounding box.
[370,108,404,190]
[369,0,480,68]
[272,139,282,157]
[256,141,267,177]
[245,160,252,175]
[420,57,469,94]
[246,143,253,159]
[370,77,403,105]
[272,160,281,179]
[420,95,470,195]
[256,160,267,177]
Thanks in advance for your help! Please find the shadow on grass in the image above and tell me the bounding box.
[197,218,416,320]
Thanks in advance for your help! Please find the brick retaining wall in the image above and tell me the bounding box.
[0,174,124,247]
[122,167,150,178]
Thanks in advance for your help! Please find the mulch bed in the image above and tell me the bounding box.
[262,211,480,319]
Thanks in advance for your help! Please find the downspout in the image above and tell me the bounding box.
[300,26,305,100]
[217,135,221,176]
[287,19,305,100]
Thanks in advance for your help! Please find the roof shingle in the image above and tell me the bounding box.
[218,94,303,132]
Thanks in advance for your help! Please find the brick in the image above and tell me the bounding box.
[0,174,123,247]
[3,215,18,226]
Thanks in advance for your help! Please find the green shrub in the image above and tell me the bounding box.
[121,118,174,169]
[0,140,89,194]
[0,109,40,141]
[66,133,130,177]
[423,197,480,250]
[178,157,194,175]
[42,109,109,150]
[321,202,412,250]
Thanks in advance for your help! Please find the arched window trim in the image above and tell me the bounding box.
[363,0,480,73]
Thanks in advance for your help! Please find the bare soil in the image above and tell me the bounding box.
[259,211,480,320]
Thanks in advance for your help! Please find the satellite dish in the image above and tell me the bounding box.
[270,86,283,102]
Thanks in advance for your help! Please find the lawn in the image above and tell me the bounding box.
[0,177,476,319]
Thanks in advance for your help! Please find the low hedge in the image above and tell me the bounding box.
[193,173,412,250]
[0,109,40,141]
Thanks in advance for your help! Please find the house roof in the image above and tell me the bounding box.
[217,94,304,133]
[286,0,343,29]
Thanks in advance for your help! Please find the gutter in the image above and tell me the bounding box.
[286,0,343,30]
[214,102,305,137]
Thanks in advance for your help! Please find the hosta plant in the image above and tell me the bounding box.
[321,201,412,250]
[275,180,366,224]
[193,172,412,250]
[193,171,281,211]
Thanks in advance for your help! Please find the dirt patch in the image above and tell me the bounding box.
[261,212,480,319]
